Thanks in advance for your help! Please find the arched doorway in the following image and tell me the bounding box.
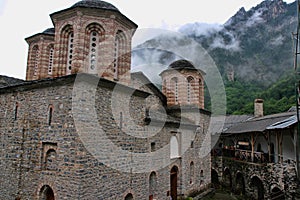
[170,166,178,200]
[223,168,232,189]
[211,169,219,188]
[250,176,264,200]
[124,193,133,200]
[235,172,245,195]
[39,185,55,200]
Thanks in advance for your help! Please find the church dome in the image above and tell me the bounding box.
[168,59,196,70]
[71,0,119,12]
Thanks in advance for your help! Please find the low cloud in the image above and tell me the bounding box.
[210,31,240,52]
[270,35,284,46]
[245,8,266,27]
[179,22,222,37]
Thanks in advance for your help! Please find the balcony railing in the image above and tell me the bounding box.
[212,148,272,164]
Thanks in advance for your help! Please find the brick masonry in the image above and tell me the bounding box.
[0,1,213,199]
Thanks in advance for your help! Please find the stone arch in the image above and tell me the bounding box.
[223,167,232,189]
[270,185,285,200]
[124,193,134,200]
[170,135,179,158]
[39,185,55,200]
[211,168,219,188]
[235,172,245,195]
[250,175,264,200]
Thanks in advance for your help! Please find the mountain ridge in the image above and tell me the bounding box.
[131,0,298,114]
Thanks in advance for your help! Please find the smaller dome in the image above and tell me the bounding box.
[168,59,196,70]
[71,0,119,12]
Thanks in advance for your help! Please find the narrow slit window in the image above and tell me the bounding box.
[48,106,53,126]
[14,103,19,121]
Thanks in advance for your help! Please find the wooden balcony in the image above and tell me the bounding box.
[212,148,272,164]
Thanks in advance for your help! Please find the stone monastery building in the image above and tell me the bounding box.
[0,0,211,199]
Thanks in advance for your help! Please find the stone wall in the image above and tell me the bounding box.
[212,156,298,199]
[0,74,211,199]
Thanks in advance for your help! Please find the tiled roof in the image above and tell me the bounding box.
[0,75,24,89]
[223,111,296,134]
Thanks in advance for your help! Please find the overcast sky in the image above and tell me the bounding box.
[0,0,296,79]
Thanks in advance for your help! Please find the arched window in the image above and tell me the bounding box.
[48,45,54,75]
[89,31,99,72]
[149,171,157,199]
[171,77,178,103]
[187,76,194,104]
[66,32,74,75]
[45,149,57,171]
[189,162,194,184]
[114,31,126,80]
[170,136,179,158]
[85,23,104,74]
[39,185,55,200]
[32,45,40,77]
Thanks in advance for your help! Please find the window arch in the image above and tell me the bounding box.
[149,171,157,199]
[45,149,57,171]
[170,136,179,158]
[189,161,194,184]
[60,25,74,76]
[39,185,55,200]
[89,31,99,72]
[114,31,126,80]
[171,77,178,103]
[187,76,194,104]
[32,45,40,77]
[85,23,105,73]
[66,32,74,75]
[47,45,54,75]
